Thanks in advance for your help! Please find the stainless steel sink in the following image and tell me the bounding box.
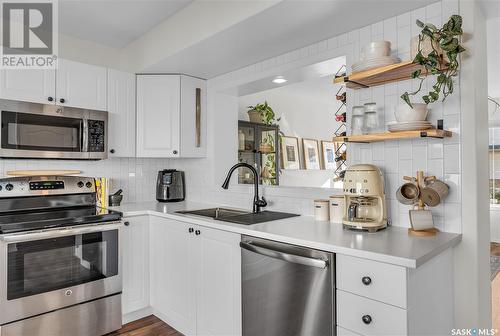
[177,207,251,220]
[176,207,299,225]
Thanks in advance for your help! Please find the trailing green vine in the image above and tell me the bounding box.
[401,15,465,108]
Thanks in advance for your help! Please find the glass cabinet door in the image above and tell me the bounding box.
[238,121,280,186]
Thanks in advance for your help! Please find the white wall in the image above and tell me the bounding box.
[454,0,491,328]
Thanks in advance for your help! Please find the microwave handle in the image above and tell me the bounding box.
[82,118,89,152]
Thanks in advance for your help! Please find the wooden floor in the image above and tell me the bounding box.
[107,315,183,336]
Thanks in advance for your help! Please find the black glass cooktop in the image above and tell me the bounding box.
[0,206,123,234]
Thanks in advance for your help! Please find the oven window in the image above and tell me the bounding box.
[1,111,82,152]
[7,230,118,300]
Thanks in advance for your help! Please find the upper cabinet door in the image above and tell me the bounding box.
[56,59,107,111]
[0,69,56,105]
[107,69,136,158]
[180,76,207,158]
[136,75,181,158]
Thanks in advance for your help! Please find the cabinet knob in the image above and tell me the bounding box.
[110,149,115,154]
[188,227,194,233]
[124,221,130,226]
[362,315,372,325]
[47,96,54,102]
[59,98,66,103]
[173,150,178,155]
[195,230,201,235]
[362,276,372,286]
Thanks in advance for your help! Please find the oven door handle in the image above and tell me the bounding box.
[240,241,328,269]
[0,222,123,243]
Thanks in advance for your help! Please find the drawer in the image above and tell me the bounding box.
[336,254,407,308]
[337,290,407,336]
[337,326,362,336]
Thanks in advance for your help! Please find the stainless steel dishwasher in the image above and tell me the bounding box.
[240,236,335,336]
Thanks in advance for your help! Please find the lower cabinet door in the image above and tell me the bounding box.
[122,216,150,315]
[194,226,241,336]
[150,217,197,335]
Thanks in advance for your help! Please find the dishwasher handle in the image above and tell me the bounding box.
[240,241,328,269]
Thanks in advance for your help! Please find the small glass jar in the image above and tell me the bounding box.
[351,106,365,135]
[363,103,379,134]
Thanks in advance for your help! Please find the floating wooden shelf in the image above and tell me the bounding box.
[332,129,452,143]
[334,60,436,89]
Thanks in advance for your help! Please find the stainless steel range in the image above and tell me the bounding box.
[0,175,123,336]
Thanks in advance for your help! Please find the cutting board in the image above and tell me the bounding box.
[6,170,82,177]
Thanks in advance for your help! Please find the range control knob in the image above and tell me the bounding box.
[5,184,13,191]
[0,185,3,191]
[85,182,92,188]
[77,181,84,188]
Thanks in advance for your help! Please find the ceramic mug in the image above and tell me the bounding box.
[420,180,449,207]
[396,183,420,205]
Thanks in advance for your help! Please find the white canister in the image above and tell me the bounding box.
[329,196,345,223]
[314,200,330,221]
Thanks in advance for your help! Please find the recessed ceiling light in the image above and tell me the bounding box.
[272,76,287,84]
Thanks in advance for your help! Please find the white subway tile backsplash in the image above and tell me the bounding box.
[428,142,444,159]
[444,144,461,174]
[397,12,411,27]
[412,145,428,172]
[444,202,462,233]
[426,1,442,20]
[428,158,444,179]
[384,145,399,173]
[444,173,462,203]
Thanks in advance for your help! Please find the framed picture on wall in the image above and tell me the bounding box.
[302,139,321,170]
[281,136,300,170]
[321,141,338,170]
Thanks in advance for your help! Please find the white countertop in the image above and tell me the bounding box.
[111,201,462,268]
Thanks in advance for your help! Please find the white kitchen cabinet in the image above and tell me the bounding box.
[150,216,241,336]
[56,59,107,111]
[195,225,241,336]
[336,250,454,336]
[136,74,207,158]
[107,69,136,157]
[122,216,150,316]
[0,68,56,104]
[150,216,197,335]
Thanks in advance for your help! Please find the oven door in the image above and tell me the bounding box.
[0,222,122,325]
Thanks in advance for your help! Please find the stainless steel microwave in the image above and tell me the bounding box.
[0,99,107,160]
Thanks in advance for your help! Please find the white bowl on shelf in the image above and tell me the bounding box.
[394,103,428,122]
[361,41,392,59]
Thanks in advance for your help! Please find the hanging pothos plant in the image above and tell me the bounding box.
[401,15,466,108]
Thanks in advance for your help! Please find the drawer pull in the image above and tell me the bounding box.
[362,276,372,285]
[362,315,372,325]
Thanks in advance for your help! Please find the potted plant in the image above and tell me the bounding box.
[400,15,465,118]
[247,101,276,125]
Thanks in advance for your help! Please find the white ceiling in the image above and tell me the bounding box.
[59,0,192,48]
[232,56,346,97]
[145,0,438,78]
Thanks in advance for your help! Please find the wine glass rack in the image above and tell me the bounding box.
[334,65,347,180]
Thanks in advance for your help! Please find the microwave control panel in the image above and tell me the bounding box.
[87,120,105,152]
